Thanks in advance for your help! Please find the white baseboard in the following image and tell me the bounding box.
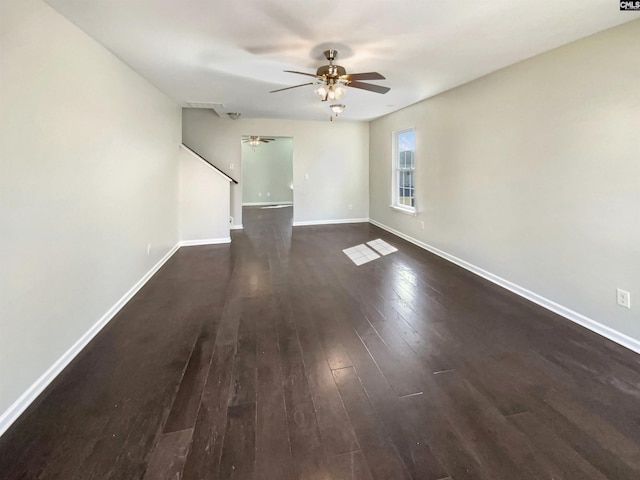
[242,201,293,206]
[231,224,243,230]
[369,219,640,355]
[0,243,181,437]
[293,218,369,227]
[179,237,231,247]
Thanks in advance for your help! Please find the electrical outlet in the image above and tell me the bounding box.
[348,204,353,210]
[420,221,425,230]
[617,288,631,309]
[304,173,309,180]
[229,163,234,170]
[267,192,270,197]
[147,243,151,256]
[258,192,262,197]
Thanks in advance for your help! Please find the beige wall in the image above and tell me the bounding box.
[370,20,640,345]
[179,147,231,242]
[182,110,369,226]
[0,0,181,421]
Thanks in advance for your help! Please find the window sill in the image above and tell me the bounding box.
[389,205,417,216]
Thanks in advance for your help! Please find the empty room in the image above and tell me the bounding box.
[1,1,639,479]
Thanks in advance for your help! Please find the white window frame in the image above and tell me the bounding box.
[391,127,416,215]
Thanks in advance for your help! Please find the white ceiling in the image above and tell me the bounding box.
[45,0,639,122]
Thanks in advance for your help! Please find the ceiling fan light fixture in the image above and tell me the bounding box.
[330,104,345,115]
[248,136,261,147]
[314,82,346,101]
[314,84,329,99]
[331,83,346,100]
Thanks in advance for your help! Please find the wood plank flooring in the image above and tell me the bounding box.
[1,205,639,479]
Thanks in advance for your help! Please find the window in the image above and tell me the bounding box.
[392,128,415,212]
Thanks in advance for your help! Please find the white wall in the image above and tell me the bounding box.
[179,146,231,243]
[369,20,640,346]
[0,0,181,423]
[242,137,293,205]
[182,110,369,226]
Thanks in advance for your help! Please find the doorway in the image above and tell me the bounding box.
[241,136,293,207]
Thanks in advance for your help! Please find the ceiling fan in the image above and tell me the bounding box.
[242,135,276,147]
[270,49,390,101]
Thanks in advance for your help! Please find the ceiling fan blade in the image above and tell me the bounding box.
[261,138,276,141]
[284,70,323,79]
[342,72,385,81]
[269,82,314,93]
[348,81,390,94]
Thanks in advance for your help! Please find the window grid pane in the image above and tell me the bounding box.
[394,129,416,210]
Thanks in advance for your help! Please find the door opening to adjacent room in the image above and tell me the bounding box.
[241,136,294,227]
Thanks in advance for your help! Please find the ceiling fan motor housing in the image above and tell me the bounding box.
[316,64,347,79]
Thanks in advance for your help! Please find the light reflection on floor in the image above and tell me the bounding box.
[343,239,398,266]
[367,239,398,256]
[343,244,380,266]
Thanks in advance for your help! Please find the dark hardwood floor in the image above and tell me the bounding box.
[2,205,639,479]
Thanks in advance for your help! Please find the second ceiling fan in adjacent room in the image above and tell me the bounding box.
[242,136,276,147]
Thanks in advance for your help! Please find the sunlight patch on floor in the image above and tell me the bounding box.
[343,239,398,266]
[343,244,380,266]
[367,239,398,256]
